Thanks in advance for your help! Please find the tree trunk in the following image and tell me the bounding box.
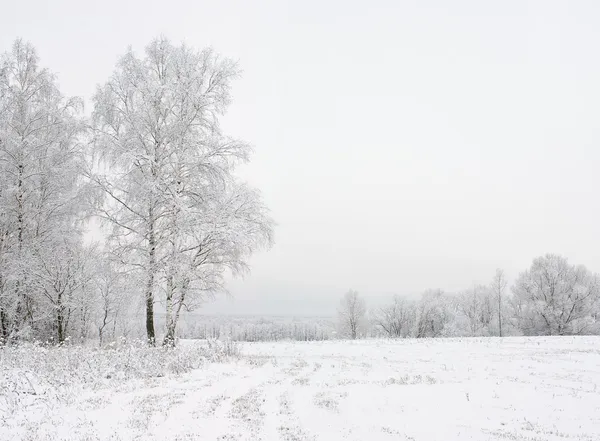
[145,271,156,346]
[498,293,502,337]
[57,290,65,344]
[163,278,188,347]
[145,209,157,346]
[99,307,109,346]
[0,271,7,343]
[0,305,7,344]
[163,177,183,348]
[498,298,502,337]
[13,163,25,337]
[112,312,118,340]
[57,313,64,343]
[163,275,175,347]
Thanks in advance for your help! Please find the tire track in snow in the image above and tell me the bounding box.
[211,356,315,440]
[266,359,320,441]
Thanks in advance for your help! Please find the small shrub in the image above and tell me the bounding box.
[205,338,242,361]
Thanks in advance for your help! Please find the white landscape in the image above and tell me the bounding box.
[2,337,600,441]
[3,1,600,440]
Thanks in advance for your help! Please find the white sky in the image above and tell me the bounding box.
[2,0,600,315]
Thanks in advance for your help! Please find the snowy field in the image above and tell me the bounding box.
[2,337,600,441]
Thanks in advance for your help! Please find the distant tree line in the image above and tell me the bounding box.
[340,254,600,339]
[174,315,335,342]
[0,38,274,347]
[174,253,600,343]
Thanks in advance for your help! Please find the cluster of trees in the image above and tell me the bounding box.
[339,255,600,339]
[0,38,273,346]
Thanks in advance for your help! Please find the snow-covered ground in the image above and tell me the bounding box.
[2,337,600,440]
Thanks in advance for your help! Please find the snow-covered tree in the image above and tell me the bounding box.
[455,285,494,336]
[0,39,85,342]
[89,253,132,345]
[415,289,453,338]
[29,239,96,343]
[90,37,274,346]
[491,268,508,337]
[160,179,273,346]
[338,289,366,339]
[0,207,10,340]
[372,295,415,338]
[512,254,600,335]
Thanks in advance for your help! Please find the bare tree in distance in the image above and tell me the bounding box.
[512,254,600,335]
[92,255,130,346]
[456,285,494,336]
[415,289,452,338]
[491,269,508,337]
[338,290,366,339]
[372,295,415,338]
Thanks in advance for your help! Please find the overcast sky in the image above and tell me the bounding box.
[2,0,600,315]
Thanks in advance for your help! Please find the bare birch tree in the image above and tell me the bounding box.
[91,37,274,346]
[456,285,494,336]
[29,239,96,343]
[338,290,366,339]
[0,39,84,342]
[90,254,131,346]
[491,268,508,337]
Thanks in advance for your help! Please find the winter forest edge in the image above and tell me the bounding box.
[0,37,274,347]
[1,37,600,349]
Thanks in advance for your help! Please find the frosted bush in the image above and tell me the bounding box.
[205,338,242,361]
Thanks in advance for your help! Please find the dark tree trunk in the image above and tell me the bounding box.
[0,306,8,344]
[99,307,109,346]
[145,215,156,346]
[57,291,65,344]
[57,313,64,343]
[145,274,156,346]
